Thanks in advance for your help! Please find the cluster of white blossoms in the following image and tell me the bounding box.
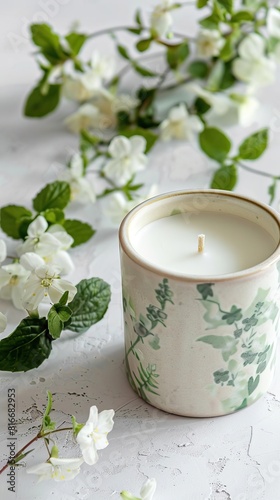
[27,405,115,482]
[0,216,77,312]
[63,49,139,134]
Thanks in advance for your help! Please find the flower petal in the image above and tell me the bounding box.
[70,153,84,178]
[129,136,147,156]
[28,216,48,238]
[51,251,75,275]
[0,312,7,333]
[79,442,99,465]
[0,269,11,288]
[238,33,265,60]
[108,136,131,159]
[48,279,77,304]
[267,8,280,39]
[140,478,157,500]
[0,240,7,263]
[97,409,115,434]
[20,252,45,271]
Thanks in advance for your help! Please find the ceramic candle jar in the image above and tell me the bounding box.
[119,190,280,417]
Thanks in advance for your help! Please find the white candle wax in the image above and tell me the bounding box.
[132,212,276,276]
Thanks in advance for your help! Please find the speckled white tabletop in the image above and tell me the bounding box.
[1,1,280,499]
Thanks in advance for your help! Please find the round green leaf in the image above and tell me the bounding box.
[199,127,231,162]
[238,128,268,160]
[24,84,61,118]
[211,164,237,191]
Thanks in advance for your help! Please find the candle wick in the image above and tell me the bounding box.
[198,234,205,253]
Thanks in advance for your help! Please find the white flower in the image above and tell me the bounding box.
[26,457,84,482]
[0,263,30,310]
[267,8,280,39]
[105,185,158,225]
[91,91,139,129]
[103,135,147,186]
[0,312,7,333]
[65,91,139,133]
[63,51,114,102]
[121,478,157,500]
[76,406,115,465]
[151,0,174,37]
[187,82,259,126]
[187,82,231,115]
[229,93,259,126]
[196,29,224,57]
[0,240,7,263]
[90,50,115,82]
[65,103,101,134]
[22,264,77,310]
[17,217,74,275]
[160,103,203,141]
[232,33,276,87]
[60,154,96,204]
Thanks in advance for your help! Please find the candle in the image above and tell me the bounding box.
[132,212,276,276]
[119,190,280,417]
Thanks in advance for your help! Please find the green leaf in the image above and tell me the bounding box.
[199,127,231,162]
[117,44,130,60]
[43,208,65,225]
[166,41,189,69]
[207,60,225,91]
[24,83,61,117]
[149,334,161,350]
[121,128,158,153]
[188,60,209,78]
[197,0,209,7]
[136,38,152,52]
[0,318,51,372]
[59,291,69,306]
[238,128,268,160]
[231,10,253,22]
[197,283,214,300]
[219,63,235,90]
[67,278,111,333]
[133,63,158,77]
[199,13,221,29]
[41,391,56,433]
[65,32,87,56]
[127,27,143,35]
[217,0,233,13]
[48,307,63,340]
[221,305,242,324]
[44,390,53,418]
[55,305,72,322]
[211,164,238,191]
[220,37,234,61]
[0,205,32,240]
[33,181,71,212]
[198,335,238,361]
[248,375,260,395]
[63,219,95,247]
[268,177,278,205]
[194,97,211,115]
[135,9,143,26]
[71,415,84,437]
[213,369,229,384]
[30,24,67,63]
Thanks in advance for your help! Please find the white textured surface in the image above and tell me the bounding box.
[1,1,280,499]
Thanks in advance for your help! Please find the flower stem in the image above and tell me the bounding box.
[237,161,280,180]
[0,427,73,475]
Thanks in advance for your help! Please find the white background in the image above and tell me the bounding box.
[1,1,280,499]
